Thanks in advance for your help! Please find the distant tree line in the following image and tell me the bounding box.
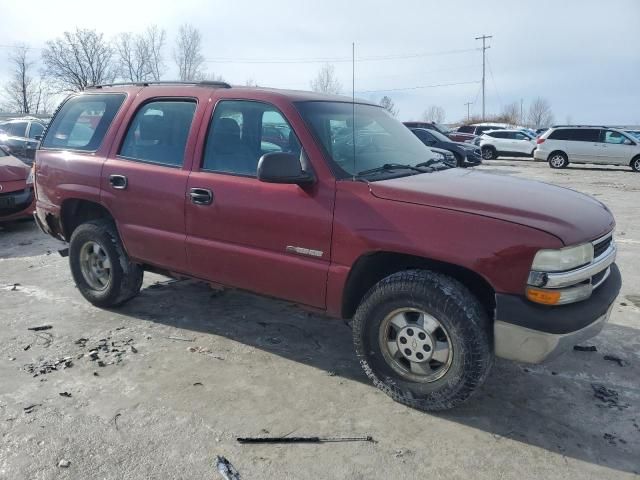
[1,23,225,114]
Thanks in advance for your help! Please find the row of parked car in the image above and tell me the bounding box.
[405,120,640,172]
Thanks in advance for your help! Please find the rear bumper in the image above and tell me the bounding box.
[494,263,621,363]
[0,187,34,222]
[533,149,547,161]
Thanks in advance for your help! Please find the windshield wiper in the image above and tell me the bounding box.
[415,159,445,168]
[357,163,429,176]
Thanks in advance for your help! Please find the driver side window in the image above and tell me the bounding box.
[202,100,300,176]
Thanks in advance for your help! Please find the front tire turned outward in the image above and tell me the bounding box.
[69,219,143,308]
[352,270,493,411]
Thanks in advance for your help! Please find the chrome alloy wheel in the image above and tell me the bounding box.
[549,154,566,168]
[79,241,112,291]
[379,308,453,383]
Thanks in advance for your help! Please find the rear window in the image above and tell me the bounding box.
[457,125,474,133]
[41,94,126,151]
[548,128,599,142]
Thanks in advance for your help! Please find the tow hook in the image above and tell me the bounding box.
[58,248,69,258]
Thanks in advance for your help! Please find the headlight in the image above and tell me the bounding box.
[431,151,445,161]
[531,243,594,273]
[26,167,34,185]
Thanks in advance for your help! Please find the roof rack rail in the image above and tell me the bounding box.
[550,124,609,128]
[86,80,232,90]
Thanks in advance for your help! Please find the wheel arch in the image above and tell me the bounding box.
[60,199,116,242]
[341,251,496,320]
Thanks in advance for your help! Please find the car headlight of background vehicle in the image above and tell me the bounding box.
[531,243,594,273]
[431,151,446,161]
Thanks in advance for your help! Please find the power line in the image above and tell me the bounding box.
[355,80,480,94]
[203,47,480,64]
[486,55,503,110]
[474,34,492,120]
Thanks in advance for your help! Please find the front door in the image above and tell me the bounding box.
[101,92,205,273]
[598,129,635,165]
[185,99,334,308]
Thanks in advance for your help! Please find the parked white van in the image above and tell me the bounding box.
[534,126,640,172]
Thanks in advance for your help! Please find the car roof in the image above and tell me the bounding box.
[86,81,378,106]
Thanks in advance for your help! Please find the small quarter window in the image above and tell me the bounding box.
[29,122,45,139]
[41,94,125,151]
[119,100,196,167]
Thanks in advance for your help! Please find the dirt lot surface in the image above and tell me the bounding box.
[1,160,639,479]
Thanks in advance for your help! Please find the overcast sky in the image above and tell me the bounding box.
[0,0,638,124]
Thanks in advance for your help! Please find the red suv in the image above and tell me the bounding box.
[34,82,621,411]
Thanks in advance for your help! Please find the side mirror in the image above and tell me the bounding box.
[257,152,315,185]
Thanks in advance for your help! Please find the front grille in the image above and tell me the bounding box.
[593,235,612,259]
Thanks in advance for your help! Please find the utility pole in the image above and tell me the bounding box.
[464,102,472,121]
[475,34,492,120]
[520,98,524,125]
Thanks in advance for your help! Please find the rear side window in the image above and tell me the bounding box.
[549,128,598,142]
[42,94,125,151]
[1,121,28,137]
[119,100,196,167]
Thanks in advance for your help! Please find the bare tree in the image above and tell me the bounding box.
[114,32,152,82]
[145,25,166,81]
[379,96,398,116]
[174,24,205,81]
[528,97,554,128]
[422,105,445,123]
[310,63,341,94]
[3,45,34,113]
[245,77,259,87]
[3,44,53,114]
[500,101,520,125]
[42,28,115,91]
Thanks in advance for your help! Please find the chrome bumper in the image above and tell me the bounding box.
[494,305,612,364]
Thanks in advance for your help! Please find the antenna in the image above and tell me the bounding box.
[352,42,356,181]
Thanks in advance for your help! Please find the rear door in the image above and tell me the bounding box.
[563,128,599,163]
[185,99,335,308]
[101,89,207,272]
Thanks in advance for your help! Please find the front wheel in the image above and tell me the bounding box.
[69,219,143,308]
[352,270,493,411]
[631,156,640,172]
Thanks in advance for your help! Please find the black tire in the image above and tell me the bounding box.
[69,219,143,308]
[631,156,640,172]
[548,151,568,169]
[481,146,496,160]
[352,270,493,411]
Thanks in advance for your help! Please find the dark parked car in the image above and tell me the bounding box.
[403,121,450,137]
[410,128,482,167]
[0,118,47,164]
[35,82,620,411]
[448,124,507,143]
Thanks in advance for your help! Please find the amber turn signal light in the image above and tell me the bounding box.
[526,287,561,305]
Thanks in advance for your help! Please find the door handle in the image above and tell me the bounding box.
[109,174,128,190]
[189,187,213,205]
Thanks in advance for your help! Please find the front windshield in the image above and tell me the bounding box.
[296,101,446,179]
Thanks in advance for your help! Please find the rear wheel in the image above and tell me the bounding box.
[481,146,496,160]
[631,156,640,172]
[352,270,493,411]
[548,151,568,169]
[69,219,143,308]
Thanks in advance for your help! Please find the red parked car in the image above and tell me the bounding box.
[0,146,34,222]
[34,82,621,411]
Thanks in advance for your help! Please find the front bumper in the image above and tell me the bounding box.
[0,187,34,222]
[494,263,621,363]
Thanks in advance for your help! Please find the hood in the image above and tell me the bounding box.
[369,169,614,245]
[454,142,478,151]
[0,153,29,182]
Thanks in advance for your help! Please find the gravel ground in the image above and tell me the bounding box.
[0,159,639,479]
